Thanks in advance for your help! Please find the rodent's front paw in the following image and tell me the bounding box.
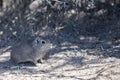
[37,58,45,64]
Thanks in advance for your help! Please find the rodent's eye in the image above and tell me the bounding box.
[41,40,46,44]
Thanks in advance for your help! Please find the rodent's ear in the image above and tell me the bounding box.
[36,39,39,44]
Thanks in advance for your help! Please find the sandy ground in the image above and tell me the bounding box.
[0,49,120,80]
[0,1,120,80]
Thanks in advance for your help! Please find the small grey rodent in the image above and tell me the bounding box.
[10,37,52,65]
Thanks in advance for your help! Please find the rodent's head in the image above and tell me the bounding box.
[32,37,52,51]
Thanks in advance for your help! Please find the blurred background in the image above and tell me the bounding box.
[0,0,120,58]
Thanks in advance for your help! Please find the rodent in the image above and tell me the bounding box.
[9,37,52,65]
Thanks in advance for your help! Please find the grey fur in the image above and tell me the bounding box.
[10,37,52,65]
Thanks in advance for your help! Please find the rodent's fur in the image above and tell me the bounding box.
[8,37,52,65]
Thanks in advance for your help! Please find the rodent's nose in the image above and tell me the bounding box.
[50,44,53,49]
[50,44,53,48]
